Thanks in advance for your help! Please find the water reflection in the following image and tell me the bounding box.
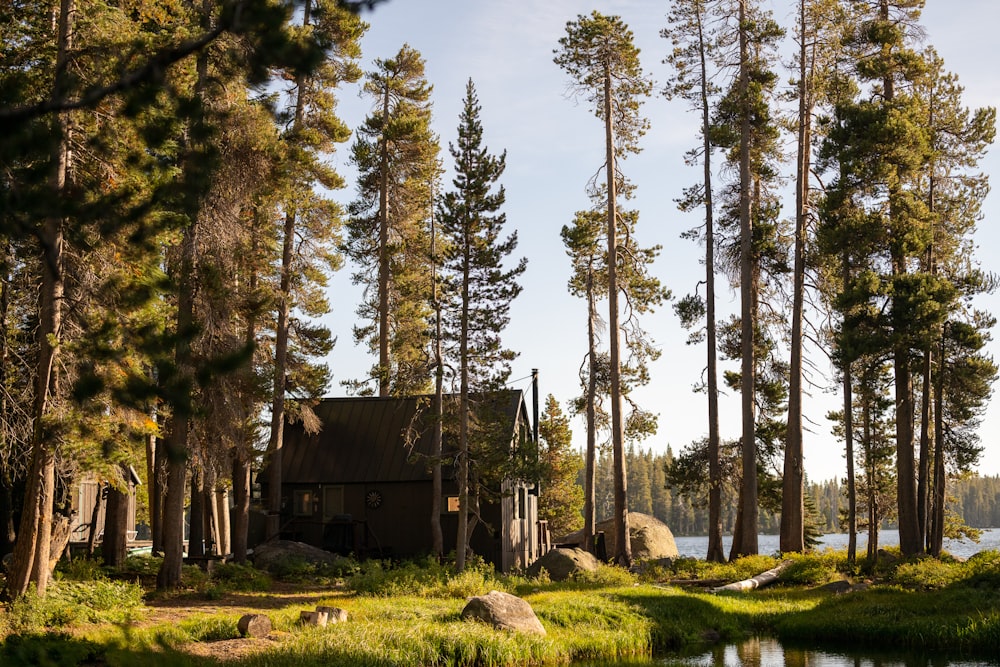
[658,638,999,667]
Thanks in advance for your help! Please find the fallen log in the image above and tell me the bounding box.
[711,559,792,593]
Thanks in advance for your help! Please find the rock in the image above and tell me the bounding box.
[250,540,343,573]
[237,614,272,638]
[877,549,900,565]
[461,591,546,635]
[557,513,679,561]
[316,606,348,623]
[820,580,852,594]
[527,548,600,581]
[300,610,328,626]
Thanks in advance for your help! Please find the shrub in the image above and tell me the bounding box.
[894,558,962,590]
[1,579,145,636]
[211,562,272,592]
[780,553,838,586]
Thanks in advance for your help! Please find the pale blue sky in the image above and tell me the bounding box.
[321,0,1000,482]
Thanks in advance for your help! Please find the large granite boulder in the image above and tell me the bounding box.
[527,547,600,581]
[557,512,679,561]
[250,540,343,572]
[461,591,546,635]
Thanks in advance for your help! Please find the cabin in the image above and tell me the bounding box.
[259,388,544,571]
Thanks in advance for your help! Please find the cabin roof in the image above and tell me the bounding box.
[279,390,527,485]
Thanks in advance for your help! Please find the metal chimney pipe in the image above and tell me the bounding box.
[531,369,539,444]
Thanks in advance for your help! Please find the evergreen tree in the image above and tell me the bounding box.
[438,79,525,571]
[555,10,653,567]
[345,44,438,397]
[538,395,584,537]
[662,0,726,563]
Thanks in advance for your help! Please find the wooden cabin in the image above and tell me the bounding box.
[260,389,542,572]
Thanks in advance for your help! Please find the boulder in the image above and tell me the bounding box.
[250,540,343,573]
[237,614,272,638]
[558,513,679,561]
[461,591,546,635]
[527,548,600,581]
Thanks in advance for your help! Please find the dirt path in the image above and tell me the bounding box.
[138,583,339,662]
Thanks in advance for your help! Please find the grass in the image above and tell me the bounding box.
[1,549,999,665]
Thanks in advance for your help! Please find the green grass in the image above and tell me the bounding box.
[3,550,1000,665]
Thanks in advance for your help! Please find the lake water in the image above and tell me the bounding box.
[658,637,1000,667]
[582,638,999,667]
[672,529,1000,560]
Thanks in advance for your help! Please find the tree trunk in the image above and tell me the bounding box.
[455,226,472,572]
[694,2,723,564]
[188,464,205,558]
[780,0,811,555]
[377,74,391,397]
[216,485,230,557]
[583,268,598,554]
[231,450,250,562]
[102,472,129,568]
[734,0,758,558]
[151,433,166,554]
[430,200,444,558]
[4,0,73,600]
[604,59,630,567]
[929,326,946,556]
[203,461,219,554]
[86,483,104,556]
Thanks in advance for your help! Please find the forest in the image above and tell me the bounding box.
[570,445,1000,537]
[0,0,995,605]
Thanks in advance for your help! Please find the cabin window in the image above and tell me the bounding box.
[293,490,314,517]
[518,487,526,521]
[446,496,460,513]
[322,486,345,521]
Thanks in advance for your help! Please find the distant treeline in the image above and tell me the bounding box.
[584,446,1000,536]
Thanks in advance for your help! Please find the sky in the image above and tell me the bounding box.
[319,0,1000,483]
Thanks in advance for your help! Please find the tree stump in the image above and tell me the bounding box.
[237,614,272,638]
[299,610,328,626]
[316,606,348,623]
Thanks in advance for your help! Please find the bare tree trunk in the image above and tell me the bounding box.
[86,483,103,556]
[266,0,313,542]
[216,485,230,557]
[455,225,472,572]
[781,0,812,555]
[603,60,630,567]
[844,361,857,564]
[430,197,444,558]
[151,433,166,553]
[583,268,598,554]
[231,450,250,562]
[929,326,946,556]
[4,0,73,600]
[734,0,758,558]
[102,471,129,568]
[690,2,723,564]
[377,75,391,397]
[188,464,205,558]
[203,461,219,554]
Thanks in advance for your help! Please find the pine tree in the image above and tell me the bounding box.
[345,44,438,397]
[538,395,584,537]
[263,0,364,541]
[555,11,653,567]
[662,0,726,563]
[438,79,525,571]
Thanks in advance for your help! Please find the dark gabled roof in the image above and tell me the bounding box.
[279,389,527,485]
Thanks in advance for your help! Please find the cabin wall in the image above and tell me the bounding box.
[69,479,138,544]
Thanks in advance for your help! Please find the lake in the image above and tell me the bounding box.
[658,637,1000,666]
[672,529,1000,560]
[582,638,1000,666]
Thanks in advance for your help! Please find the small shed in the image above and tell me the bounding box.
[260,389,542,571]
[69,466,142,545]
